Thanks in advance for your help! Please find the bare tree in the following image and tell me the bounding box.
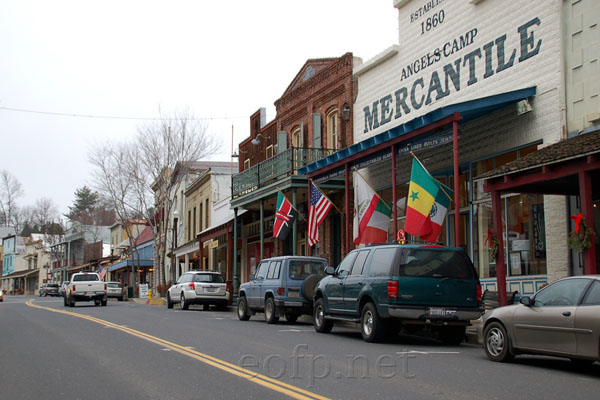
[89,141,146,288]
[0,169,24,231]
[135,108,219,288]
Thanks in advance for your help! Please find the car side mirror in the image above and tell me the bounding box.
[520,296,532,307]
[249,273,255,281]
[325,266,335,275]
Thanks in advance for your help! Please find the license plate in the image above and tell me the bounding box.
[428,307,447,316]
[288,291,299,298]
[205,288,217,293]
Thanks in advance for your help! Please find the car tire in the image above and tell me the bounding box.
[118,296,123,302]
[94,299,101,306]
[180,293,189,310]
[237,296,251,321]
[361,302,385,342]
[69,296,75,308]
[438,326,466,345]
[483,321,514,362]
[203,304,210,311]
[63,296,68,307]
[301,274,322,300]
[313,298,333,333]
[101,299,107,306]
[264,297,279,324]
[167,293,174,309]
[285,313,299,324]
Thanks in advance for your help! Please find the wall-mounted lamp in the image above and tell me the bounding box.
[342,104,351,121]
[231,148,248,158]
[251,133,270,145]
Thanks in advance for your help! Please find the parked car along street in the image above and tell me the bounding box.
[39,283,60,297]
[237,256,327,324]
[167,271,230,310]
[106,282,125,301]
[314,244,482,343]
[481,275,600,364]
[59,281,69,297]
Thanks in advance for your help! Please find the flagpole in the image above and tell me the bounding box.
[310,179,343,215]
[352,167,392,211]
[276,188,307,222]
[410,152,453,202]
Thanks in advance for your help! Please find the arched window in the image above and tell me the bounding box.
[326,109,338,150]
[292,127,302,148]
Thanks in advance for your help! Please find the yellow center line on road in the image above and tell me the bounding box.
[26,300,329,400]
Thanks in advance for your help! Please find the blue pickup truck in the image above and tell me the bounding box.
[237,256,327,324]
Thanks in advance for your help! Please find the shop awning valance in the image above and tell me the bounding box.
[299,86,537,177]
[108,259,153,272]
[1,269,39,280]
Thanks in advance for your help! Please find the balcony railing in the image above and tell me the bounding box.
[232,146,335,199]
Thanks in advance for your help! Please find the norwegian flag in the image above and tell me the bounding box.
[308,181,333,247]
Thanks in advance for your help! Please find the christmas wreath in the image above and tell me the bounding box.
[568,213,595,252]
[485,229,499,260]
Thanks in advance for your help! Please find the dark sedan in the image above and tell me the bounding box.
[39,283,60,297]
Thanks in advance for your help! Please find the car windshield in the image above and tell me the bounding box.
[107,283,122,288]
[288,261,325,280]
[192,274,225,283]
[400,248,476,279]
[72,274,99,282]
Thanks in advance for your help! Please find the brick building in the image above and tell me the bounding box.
[231,53,357,288]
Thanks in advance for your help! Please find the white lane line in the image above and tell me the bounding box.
[396,350,460,355]
[278,329,314,332]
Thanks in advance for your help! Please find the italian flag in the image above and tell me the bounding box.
[404,157,442,237]
[353,171,392,245]
[420,183,453,242]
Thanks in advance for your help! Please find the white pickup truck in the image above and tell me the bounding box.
[64,272,107,307]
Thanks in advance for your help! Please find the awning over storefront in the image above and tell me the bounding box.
[299,86,537,177]
[0,269,39,280]
[108,259,153,272]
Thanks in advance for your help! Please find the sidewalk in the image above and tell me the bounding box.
[127,297,167,306]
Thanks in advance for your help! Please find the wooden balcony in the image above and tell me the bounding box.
[232,146,335,199]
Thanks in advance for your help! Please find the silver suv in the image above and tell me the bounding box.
[167,271,230,311]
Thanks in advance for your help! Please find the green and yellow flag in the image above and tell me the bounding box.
[404,157,441,237]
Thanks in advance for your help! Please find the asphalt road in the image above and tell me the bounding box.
[1,295,599,400]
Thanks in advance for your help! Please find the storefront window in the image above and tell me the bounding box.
[448,172,469,208]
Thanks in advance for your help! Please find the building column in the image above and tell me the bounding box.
[260,199,264,260]
[579,170,597,274]
[233,208,239,298]
[453,118,461,247]
[184,253,189,274]
[492,190,508,306]
[293,189,297,256]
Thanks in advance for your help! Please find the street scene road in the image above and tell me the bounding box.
[1,296,598,400]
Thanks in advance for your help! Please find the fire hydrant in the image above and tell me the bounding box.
[148,289,153,300]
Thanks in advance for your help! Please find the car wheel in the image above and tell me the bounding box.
[101,299,107,306]
[69,296,75,308]
[438,326,466,345]
[94,299,101,306]
[180,293,189,310]
[237,296,251,321]
[361,302,385,342]
[63,296,68,307]
[264,297,279,324]
[118,296,123,302]
[483,321,514,362]
[203,304,210,311]
[313,298,333,333]
[285,313,299,324]
[167,293,173,309]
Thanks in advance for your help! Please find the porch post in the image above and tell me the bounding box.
[184,253,189,274]
[392,144,398,238]
[345,163,351,254]
[233,208,239,297]
[199,239,203,271]
[579,170,597,274]
[227,224,233,282]
[260,199,264,260]
[453,117,461,247]
[293,189,297,256]
[492,190,508,306]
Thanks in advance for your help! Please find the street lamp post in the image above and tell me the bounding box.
[171,209,179,285]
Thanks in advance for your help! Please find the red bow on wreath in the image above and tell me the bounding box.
[485,229,494,246]
[570,213,584,233]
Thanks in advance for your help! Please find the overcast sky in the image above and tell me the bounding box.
[0,0,398,217]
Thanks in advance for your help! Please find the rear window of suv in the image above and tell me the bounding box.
[72,274,99,282]
[400,248,475,279]
[192,274,225,283]
[288,261,325,280]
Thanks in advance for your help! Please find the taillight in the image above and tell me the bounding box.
[277,287,285,296]
[72,285,76,291]
[104,284,107,290]
[387,280,398,300]
[476,283,482,303]
[226,283,231,293]
[188,282,195,290]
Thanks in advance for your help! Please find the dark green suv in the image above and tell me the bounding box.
[313,244,482,343]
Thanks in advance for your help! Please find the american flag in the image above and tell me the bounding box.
[98,266,106,281]
[308,181,333,247]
